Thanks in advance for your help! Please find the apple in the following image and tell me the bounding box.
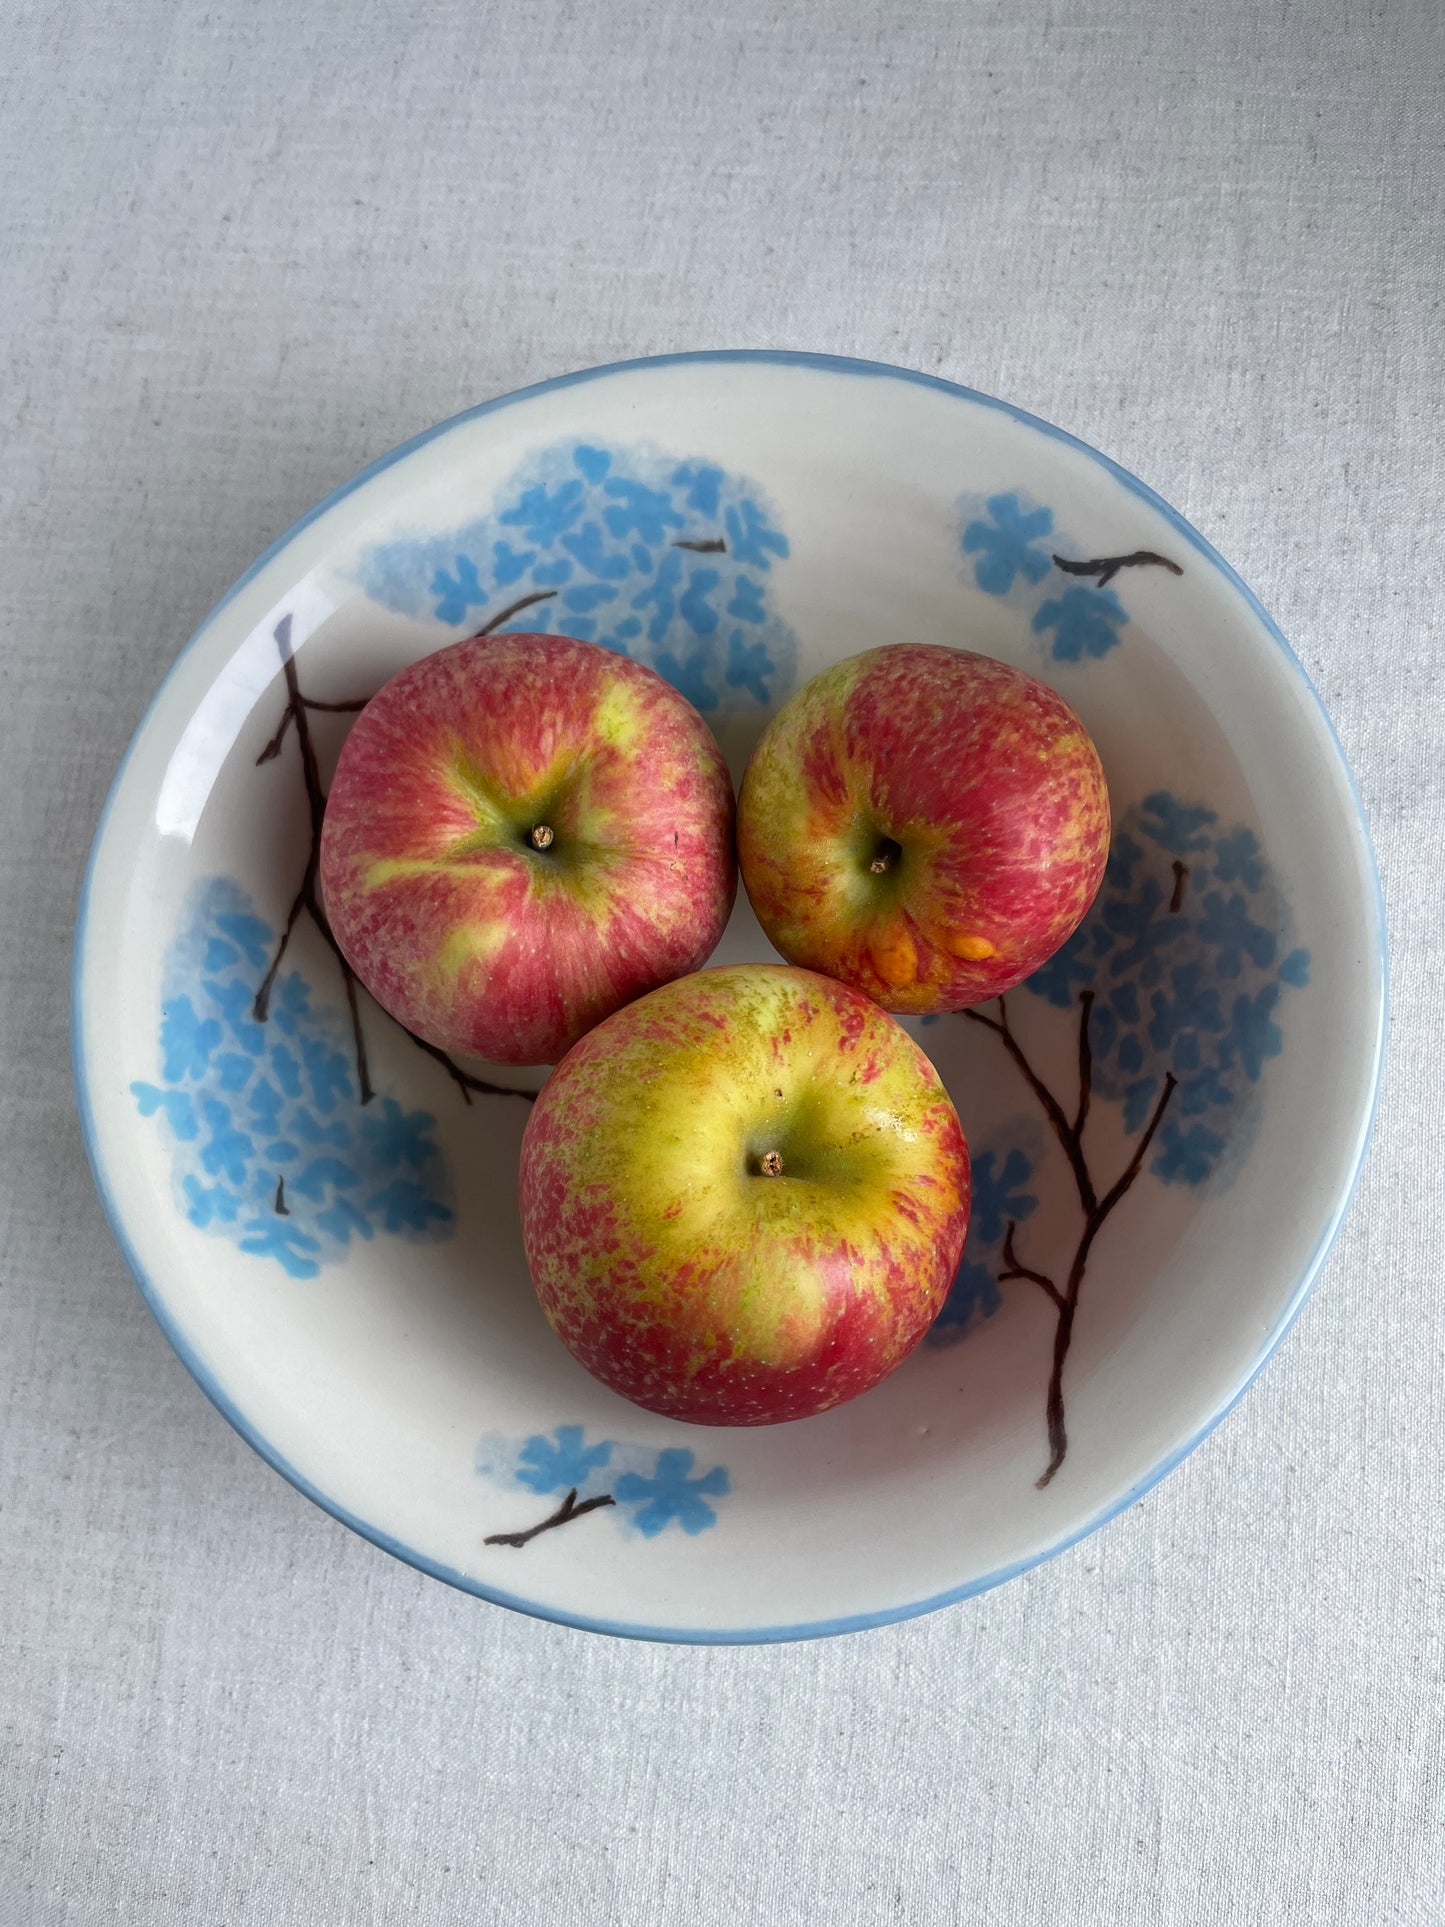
[320,631,736,1065]
[736,643,1110,1012]
[519,962,971,1425]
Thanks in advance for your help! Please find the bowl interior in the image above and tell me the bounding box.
[75,355,1383,1639]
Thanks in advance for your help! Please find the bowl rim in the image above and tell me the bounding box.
[70,349,1389,1643]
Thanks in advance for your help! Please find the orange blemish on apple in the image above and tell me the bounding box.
[870,924,917,988]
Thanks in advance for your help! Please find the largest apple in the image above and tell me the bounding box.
[737,643,1110,1011]
[520,963,971,1425]
[320,632,736,1064]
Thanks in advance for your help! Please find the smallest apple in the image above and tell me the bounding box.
[320,631,737,1065]
[737,643,1110,1012]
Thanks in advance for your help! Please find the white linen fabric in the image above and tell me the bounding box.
[1,1,1440,1921]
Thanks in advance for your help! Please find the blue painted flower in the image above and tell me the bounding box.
[181,1175,241,1229]
[1219,984,1284,1082]
[969,1148,1038,1246]
[724,498,789,569]
[238,1214,322,1280]
[1019,792,1309,1188]
[131,1082,198,1140]
[500,477,587,546]
[362,1096,441,1171]
[299,1035,353,1112]
[1032,586,1128,662]
[1213,827,1265,891]
[926,1144,1037,1344]
[1152,1120,1228,1185]
[603,476,684,545]
[1197,891,1277,979]
[198,1097,253,1186]
[267,976,310,1035]
[366,1179,453,1235]
[929,1258,1003,1340]
[1139,791,1217,854]
[673,461,722,514]
[1146,961,1227,1054]
[134,878,455,1277]
[726,629,775,706]
[431,554,485,624]
[614,1448,730,1537]
[515,1425,613,1495]
[653,643,720,714]
[1102,879,1185,985]
[355,440,797,715]
[961,492,1054,595]
[1022,923,1095,1008]
[159,995,222,1082]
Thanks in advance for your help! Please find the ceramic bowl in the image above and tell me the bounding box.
[72,352,1385,1641]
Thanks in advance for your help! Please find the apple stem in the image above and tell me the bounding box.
[869,836,902,875]
[758,1150,784,1177]
[528,824,556,851]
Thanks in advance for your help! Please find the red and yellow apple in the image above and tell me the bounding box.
[737,644,1109,1011]
[320,631,736,1064]
[519,962,971,1425]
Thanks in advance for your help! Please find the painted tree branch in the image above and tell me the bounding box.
[962,990,1178,1486]
[469,586,558,636]
[252,610,539,1108]
[484,1487,617,1548]
[1051,550,1184,589]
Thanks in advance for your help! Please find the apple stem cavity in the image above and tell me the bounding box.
[868,836,903,876]
[963,990,1179,1487]
[528,823,556,851]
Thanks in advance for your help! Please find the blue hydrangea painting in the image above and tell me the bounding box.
[926,791,1308,1487]
[927,1143,1040,1345]
[357,440,797,718]
[132,878,455,1280]
[477,1425,731,1547]
[958,489,1183,663]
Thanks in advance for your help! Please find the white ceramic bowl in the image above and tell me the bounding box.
[72,353,1385,1641]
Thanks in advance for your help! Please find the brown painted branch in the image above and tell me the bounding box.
[1032,1072,1180,1488]
[255,705,295,765]
[471,587,559,637]
[253,881,307,1022]
[673,537,727,553]
[302,696,368,714]
[484,1487,616,1548]
[1169,860,1189,914]
[969,983,1182,1486]
[403,1030,537,1105]
[999,1221,1064,1309]
[1051,550,1184,589]
[962,999,1097,1216]
[1094,1073,1179,1223]
[1036,1299,1077,1487]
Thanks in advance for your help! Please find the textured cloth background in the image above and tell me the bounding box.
[1,2,1441,1921]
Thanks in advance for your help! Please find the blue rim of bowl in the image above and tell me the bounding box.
[70,350,1389,1644]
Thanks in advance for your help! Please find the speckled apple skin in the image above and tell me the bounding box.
[519,963,971,1426]
[320,632,736,1064]
[737,644,1110,1012]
